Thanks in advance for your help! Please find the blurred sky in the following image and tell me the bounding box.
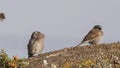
[0,0,120,58]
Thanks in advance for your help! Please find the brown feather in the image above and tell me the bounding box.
[81,28,100,43]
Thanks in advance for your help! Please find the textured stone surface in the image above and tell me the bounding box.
[21,42,120,68]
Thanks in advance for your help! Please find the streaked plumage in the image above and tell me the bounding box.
[27,31,44,57]
[78,25,103,46]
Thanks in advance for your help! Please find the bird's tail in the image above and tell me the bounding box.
[77,42,83,46]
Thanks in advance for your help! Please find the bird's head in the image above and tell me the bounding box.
[0,13,5,19]
[93,25,102,30]
[31,31,44,40]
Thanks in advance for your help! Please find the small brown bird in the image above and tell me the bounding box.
[27,31,44,57]
[77,25,103,46]
[0,13,5,21]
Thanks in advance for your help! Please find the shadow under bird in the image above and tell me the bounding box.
[77,25,103,46]
[27,31,44,57]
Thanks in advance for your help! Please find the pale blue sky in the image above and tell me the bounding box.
[0,0,120,57]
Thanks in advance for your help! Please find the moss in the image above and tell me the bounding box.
[80,59,95,67]
[63,62,72,68]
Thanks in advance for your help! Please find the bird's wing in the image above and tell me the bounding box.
[81,29,99,43]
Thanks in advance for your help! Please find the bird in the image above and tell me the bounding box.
[77,25,103,46]
[27,31,44,57]
[0,13,5,21]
